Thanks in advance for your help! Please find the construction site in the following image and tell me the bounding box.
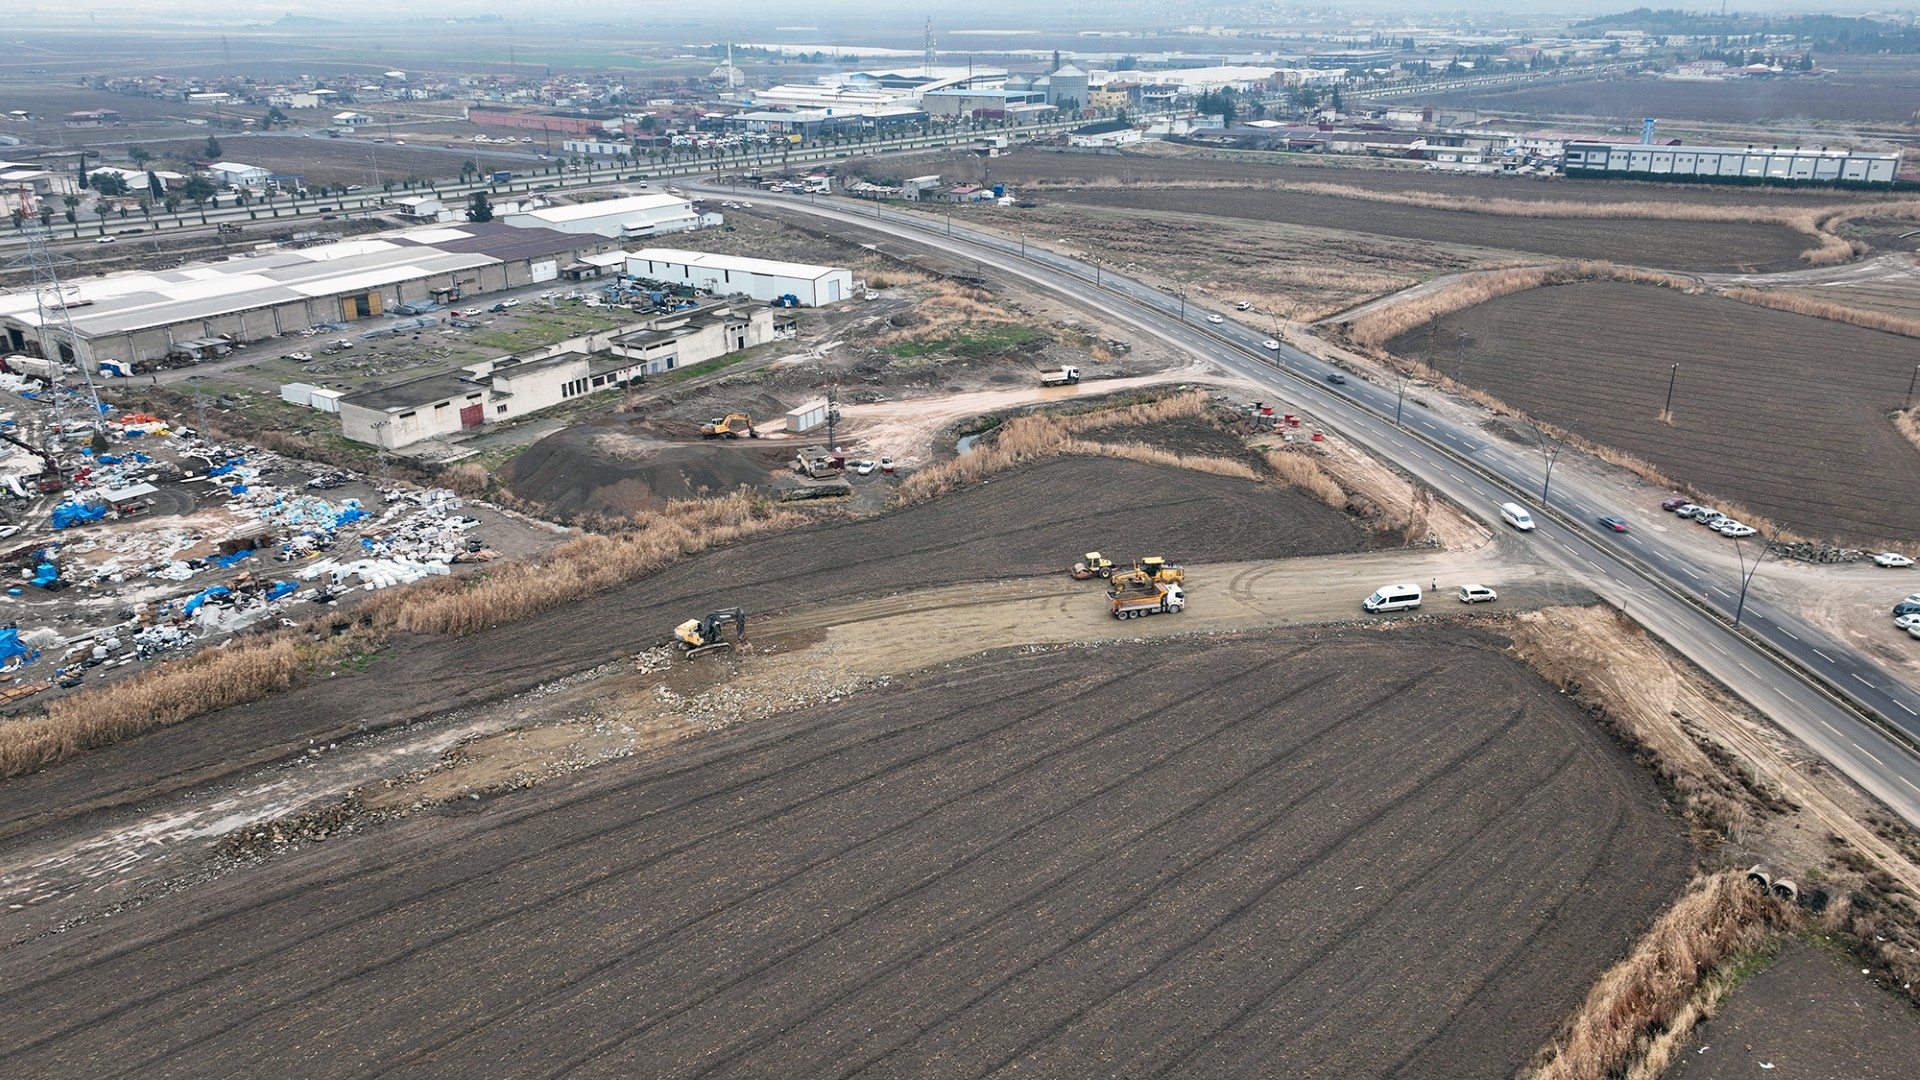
[1,168,1919,1080]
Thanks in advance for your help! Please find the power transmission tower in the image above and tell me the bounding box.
[9,205,108,449]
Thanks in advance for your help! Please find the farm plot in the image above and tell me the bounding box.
[0,630,1692,1078]
[1392,281,1920,545]
[1425,67,1920,125]
[1036,186,1813,272]
[0,457,1371,841]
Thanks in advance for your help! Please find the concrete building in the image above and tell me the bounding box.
[920,88,1048,119]
[624,248,853,307]
[332,111,372,127]
[339,303,779,449]
[1563,141,1900,184]
[0,223,609,367]
[206,162,271,189]
[559,139,632,158]
[501,194,719,239]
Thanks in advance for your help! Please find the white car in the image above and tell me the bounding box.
[1910,623,1920,640]
[1458,584,1498,604]
[501,297,521,308]
[1206,314,1225,324]
[1895,613,1920,631]
[1717,522,1755,538]
[854,459,875,476]
[1873,552,1915,568]
[94,236,115,244]
[1235,301,1251,311]
[1262,339,1280,351]
[880,457,894,474]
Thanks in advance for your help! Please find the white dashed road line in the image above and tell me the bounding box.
[1813,649,1837,663]
[1851,673,1875,689]
[1853,742,1885,766]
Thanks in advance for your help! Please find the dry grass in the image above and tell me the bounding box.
[1263,449,1346,509]
[1341,262,1696,346]
[1897,407,1920,457]
[1524,870,1792,1080]
[380,491,811,636]
[1722,286,1920,339]
[871,281,1024,348]
[894,393,1261,504]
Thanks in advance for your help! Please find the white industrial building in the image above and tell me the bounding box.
[206,162,272,189]
[1563,142,1900,184]
[338,303,781,449]
[501,194,721,239]
[624,249,853,307]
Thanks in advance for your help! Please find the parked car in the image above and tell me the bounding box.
[1206,314,1224,324]
[1235,301,1252,310]
[1262,339,1280,350]
[1894,613,1920,631]
[1689,506,1723,522]
[1895,601,1920,618]
[1672,503,1701,517]
[1597,515,1631,533]
[489,303,508,313]
[854,459,875,475]
[880,456,894,473]
[1458,584,1498,604]
[501,297,521,307]
[93,236,115,244]
[1719,524,1757,538]
[1873,552,1915,568]
[1660,497,1690,511]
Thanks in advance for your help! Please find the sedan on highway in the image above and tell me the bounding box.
[1597,515,1632,533]
[1262,340,1280,351]
[1206,314,1225,324]
[1325,373,1347,385]
[1874,552,1915,568]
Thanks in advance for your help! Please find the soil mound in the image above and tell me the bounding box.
[502,416,786,518]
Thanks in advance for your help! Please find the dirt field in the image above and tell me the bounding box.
[1389,280,1920,546]
[1029,186,1813,273]
[0,457,1371,843]
[1662,939,1920,1078]
[0,629,1691,1078]
[1425,65,1920,125]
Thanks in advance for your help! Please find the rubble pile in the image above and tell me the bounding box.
[1766,541,1863,564]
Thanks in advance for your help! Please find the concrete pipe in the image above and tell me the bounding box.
[1745,865,1771,893]
[1771,879,1799,903]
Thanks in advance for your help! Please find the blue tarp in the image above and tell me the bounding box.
[0,628,37,666]
[183,585,231,615]
[51,503,108,529]
[29,562,58,588]
[333,507,367,528]
[96,454,122,465]
[267,581,298,601]
[229,484,247,495]
[209,550,254,570]
[207,465,234,477]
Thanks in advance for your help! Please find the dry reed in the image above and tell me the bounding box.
[1721,287,1920,339]
[1341,262,1695,346]
[1524,871,1791,1080]
[1263,450,1346,509]
[1897,408,1920,457]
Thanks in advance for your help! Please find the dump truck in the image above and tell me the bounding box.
[700,413,757,439]
[794,451,844,479]
[1108,557,1185,591]
[1110,582,1185,620]
[1040,365,1080,387]
[1070,551,1115,579]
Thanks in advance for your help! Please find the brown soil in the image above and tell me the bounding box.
[0,456,1371,846]
[501,416,793,518]
[1391,280,1920,547]
[1662,939,1920,1079]
[1422,65,1920,125]
[0,629,1692,1077]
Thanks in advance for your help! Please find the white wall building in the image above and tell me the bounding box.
[206,162,272,189]
[624,249,853,307]
[501,194,719,239]
[332,111,372,127]
[1563,142,1900,184]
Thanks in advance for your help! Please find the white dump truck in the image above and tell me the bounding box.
[1040,365,1080,387]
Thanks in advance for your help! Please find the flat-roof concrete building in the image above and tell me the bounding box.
[1563,141,1900,184]
[501,194,720,240]
[623,249,853,307]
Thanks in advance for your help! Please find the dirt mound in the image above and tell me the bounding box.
[501,416,787,518]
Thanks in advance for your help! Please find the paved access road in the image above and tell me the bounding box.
[714,184,1920,827]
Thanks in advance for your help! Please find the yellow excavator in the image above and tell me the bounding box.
[700,413,758,439]
[674,608,746,658]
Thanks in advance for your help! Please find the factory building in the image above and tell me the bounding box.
[623,249,853,307]
[1563,142,1900,185]
[0,224,610,367]
[501,193,721,239]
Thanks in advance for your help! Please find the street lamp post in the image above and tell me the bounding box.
[1732,534,1767,627]
[1394,368,1408,426]
[1539,441,1562,507]
[1663,363,1678,419]
[1907,364,1919,411]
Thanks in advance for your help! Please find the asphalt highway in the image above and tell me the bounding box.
[715,184,1920,827]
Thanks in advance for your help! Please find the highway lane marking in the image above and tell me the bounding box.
[1852,742,1885,766]
[1781,629,1800,641]
[1736,660,1758,677]
[1819,718,1842,733]
[1447,472,1465,482]
[1681,567,1700,579]
[1903,776,1920,794]
[1651,550,1668,560]
[1851,673,1875,689]
[1898,700,1918,717]
[1813,648,1837,663]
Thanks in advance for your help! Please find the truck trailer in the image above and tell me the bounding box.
[1109,582,1185,620]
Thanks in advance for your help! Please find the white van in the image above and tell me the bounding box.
[1499,502,1537,531]
[1363,583,1423,613]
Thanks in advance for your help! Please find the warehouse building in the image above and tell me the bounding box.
[623,249,853,307]
[501,193,721,239]
[0,224,611,367]
[338,303,780,449]
[1563,141,1900,185]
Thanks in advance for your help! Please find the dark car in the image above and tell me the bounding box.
[489,303,509,313]
[1660,496,1690,511]
[1325,372,1347,385]
[1896,601,1920,618]
[1597,515,1631,532]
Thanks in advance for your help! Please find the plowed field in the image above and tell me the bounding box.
[1390,281,1920,546]
[0,630,1690,1078]
[0,457,1370,842]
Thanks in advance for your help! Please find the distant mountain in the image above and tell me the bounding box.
[273,14,341,28]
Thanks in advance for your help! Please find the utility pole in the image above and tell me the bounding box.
[1539,440,1562,507]
[1907,364,1919,411]
[1733,534,1767,626]
[1663,363,1678,419]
